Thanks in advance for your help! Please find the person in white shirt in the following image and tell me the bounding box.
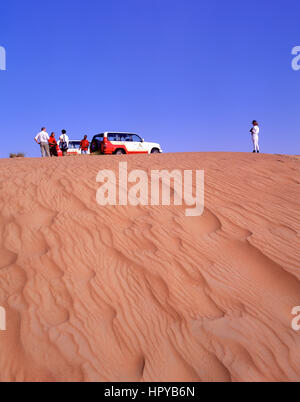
[35,127,50,157]
[59,129,69,156]
[250,120,260,153]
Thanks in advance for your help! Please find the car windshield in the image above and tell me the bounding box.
[131,135,142,142]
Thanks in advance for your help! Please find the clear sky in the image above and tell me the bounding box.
[0,0,300,157]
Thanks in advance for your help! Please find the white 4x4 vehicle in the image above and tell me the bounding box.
[90,132,163,155]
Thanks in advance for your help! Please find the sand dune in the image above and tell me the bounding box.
[0,152,299,382]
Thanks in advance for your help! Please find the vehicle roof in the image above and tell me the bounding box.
[93,132,139,136]
[58,139,82,142]
[107,132,139,135]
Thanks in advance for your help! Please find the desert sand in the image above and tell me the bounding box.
[0,152,299,382]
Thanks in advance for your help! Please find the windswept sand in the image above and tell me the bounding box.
[0,152,299,382]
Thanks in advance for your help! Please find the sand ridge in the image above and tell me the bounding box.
[0,152,299,382]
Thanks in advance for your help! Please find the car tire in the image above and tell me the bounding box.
[115,149,125,155]
[151,148,160,154]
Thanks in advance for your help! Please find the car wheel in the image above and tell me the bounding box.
[151,148,160,154]
[115,149,125,155]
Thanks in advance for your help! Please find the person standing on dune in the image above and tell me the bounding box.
[80,135,89,155]
[48,132,58,157]
[59,129,69,156]
[250,120,260,153]
[35,127,50,157]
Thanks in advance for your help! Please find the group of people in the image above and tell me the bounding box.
[34,121,261,157]
[34,128,90,157]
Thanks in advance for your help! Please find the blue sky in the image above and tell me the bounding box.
[0,0,300,157]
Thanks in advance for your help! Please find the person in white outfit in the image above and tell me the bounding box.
[59,129,70,156]
[35,127,50,157]
[250,120,260,153]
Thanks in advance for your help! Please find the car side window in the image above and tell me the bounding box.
[108,134,117,141]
